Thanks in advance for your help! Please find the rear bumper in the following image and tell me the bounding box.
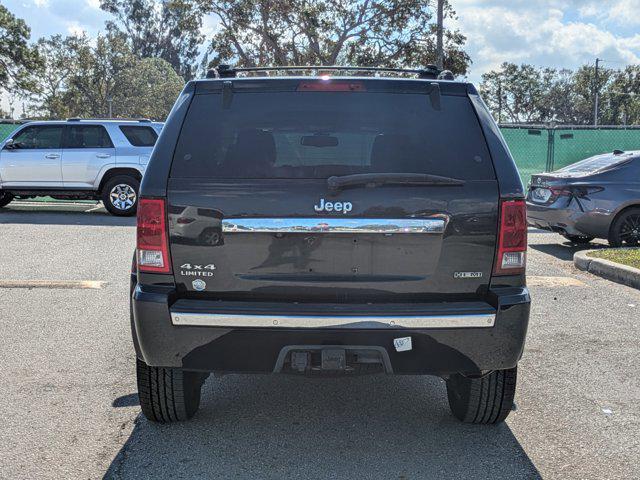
[131,287,530,376]
[526,201,610,237]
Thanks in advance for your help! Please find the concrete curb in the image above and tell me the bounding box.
[574,249,640,290]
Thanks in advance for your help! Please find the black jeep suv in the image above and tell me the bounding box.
[131,66,530,424]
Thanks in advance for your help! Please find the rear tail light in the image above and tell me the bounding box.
[494,199,527,276]
[535,185,604,205]
[549,186,572,198]
[137,198,171,274]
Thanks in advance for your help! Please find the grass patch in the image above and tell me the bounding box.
[588,248,640,270]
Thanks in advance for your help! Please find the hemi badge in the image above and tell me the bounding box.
[454,272,483,279]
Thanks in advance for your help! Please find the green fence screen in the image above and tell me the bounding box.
[500,125,640,185]
[0,123,19,142]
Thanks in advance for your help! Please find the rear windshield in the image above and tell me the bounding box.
[171,91,494,180]
[556,153,634,174]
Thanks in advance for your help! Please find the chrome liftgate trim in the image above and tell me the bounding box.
[221,217,446,234]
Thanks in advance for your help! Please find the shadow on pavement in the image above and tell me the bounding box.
[104,375,540,479]
[113,393,139,408]
[0,205,135,227]
[529,239,607,261]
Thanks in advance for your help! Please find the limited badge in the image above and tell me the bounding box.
[192,279,206,291]
[180,263,216,277]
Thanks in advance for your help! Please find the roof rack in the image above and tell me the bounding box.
[66,117,152,123]
[206,65,455,81]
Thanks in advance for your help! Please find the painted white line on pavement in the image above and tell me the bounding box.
[10,202,96,208]
[0,280,107,289]
[527,276,586,287]
[86,204,105,212]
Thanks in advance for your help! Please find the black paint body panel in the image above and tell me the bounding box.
[134,76,530,376]
[167,178,498,302]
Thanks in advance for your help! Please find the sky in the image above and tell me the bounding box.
[3,0,640,113]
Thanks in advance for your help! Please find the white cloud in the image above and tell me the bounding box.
[201,14,221,38]
[66,21,87,37]
[85,0,101,9]
[450,1,640,83]
[578,0,640,26]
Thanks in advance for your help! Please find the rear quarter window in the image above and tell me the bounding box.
[65,125,113,148]
[119,126,158,147]
[171,90,494,180]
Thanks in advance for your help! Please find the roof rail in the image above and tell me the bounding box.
[66,117,152,123]
[206,64,451,80]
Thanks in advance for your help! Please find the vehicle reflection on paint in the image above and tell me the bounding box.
[168,206,224,246]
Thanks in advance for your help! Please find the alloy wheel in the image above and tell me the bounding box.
[109,184,137,211]
[618,213,640,246]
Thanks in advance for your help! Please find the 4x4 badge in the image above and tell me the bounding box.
[180,263,216,277]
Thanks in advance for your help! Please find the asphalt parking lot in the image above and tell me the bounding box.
[1,202,639,479]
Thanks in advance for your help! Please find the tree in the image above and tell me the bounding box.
[479,63,555,124]
[479,62,621,125]
[30,34,90,119]
[100,0,206,80]
[0,4,40,96]
[67,33,184,119]
[29,33,184,120]
[540,68,580,124]
[63,33,137,117]
[570,64,614,125]
[201,0,470,75]
[113,57,185,119]
[603,66,640,125]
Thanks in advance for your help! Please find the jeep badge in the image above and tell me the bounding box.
[314,198,353,214]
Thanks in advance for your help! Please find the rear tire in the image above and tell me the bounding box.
[102,175,140,217]
[563,234,594,244]
[136,358,207,423]
[446,366,517,424]
[608,207,640,247]
[0,191,13,208]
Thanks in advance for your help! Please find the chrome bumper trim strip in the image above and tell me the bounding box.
[170,312,494,329]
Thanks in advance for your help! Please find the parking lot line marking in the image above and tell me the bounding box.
[527,276,586,287]
[9,203,95,209]
[0,280,107,290]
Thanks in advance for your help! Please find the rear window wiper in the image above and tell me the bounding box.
[327,173,465,194]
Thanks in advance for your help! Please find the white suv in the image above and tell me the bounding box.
[0,119,163,216]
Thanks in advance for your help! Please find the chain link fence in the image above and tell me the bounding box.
[0,123,20,142]
[500,125,640,184]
